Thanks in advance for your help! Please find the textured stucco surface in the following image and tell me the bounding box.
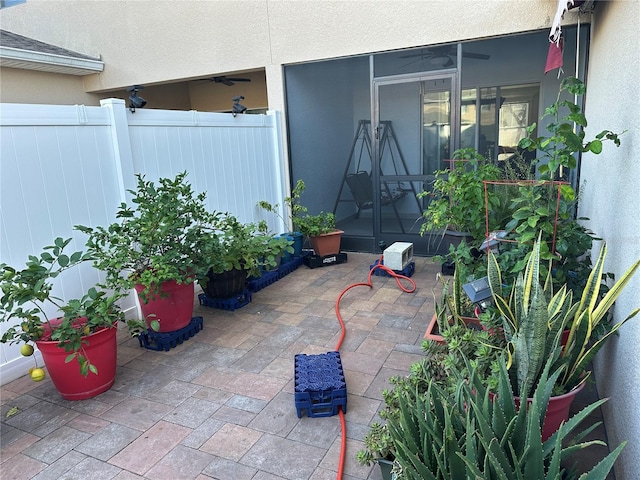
[1,0,565,107]
[578,1,640,478]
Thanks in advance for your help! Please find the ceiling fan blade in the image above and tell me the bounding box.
[399,50,433,59]
[210,76,252,86]
[462,52,490,60]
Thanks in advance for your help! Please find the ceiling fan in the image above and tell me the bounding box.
[400,46,490,68]
[205,76,252,86]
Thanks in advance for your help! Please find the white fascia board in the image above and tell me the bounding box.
[0,46,104,75]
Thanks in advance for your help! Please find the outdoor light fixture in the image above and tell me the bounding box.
[462,276,493,309]
[232,95,247,117]
[479,230,508,254]
[127,85,146,113]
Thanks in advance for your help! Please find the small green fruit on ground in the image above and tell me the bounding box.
[20,344,34,356]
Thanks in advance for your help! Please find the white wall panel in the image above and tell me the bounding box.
[0,105,120,382]
[126,111,284,228]
[1,102,285,384]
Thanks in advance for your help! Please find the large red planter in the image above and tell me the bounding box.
[490,381,585,442]
[36,326,117,401]
[516,382,585,441]
[135,280,195,332]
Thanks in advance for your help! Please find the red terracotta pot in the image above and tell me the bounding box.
[490,381,585,441]
[135,280,194,332]
[309,230,344,256]
[424,314,482,344]
[36,326,117,401]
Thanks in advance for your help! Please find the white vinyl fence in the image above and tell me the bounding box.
[0,99,287,383]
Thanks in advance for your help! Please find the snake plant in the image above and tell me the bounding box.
[488,235,640,397]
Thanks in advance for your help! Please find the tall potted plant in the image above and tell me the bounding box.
[76,172,221,332]
[487,235,640,440]
[0,237,142,400]
[490,76,623,295]
[257,179,307,257]
[418,148,501,246]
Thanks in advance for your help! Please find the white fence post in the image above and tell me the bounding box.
[100,98,135,203]
[267,110,289,233]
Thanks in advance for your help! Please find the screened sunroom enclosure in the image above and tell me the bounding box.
[285,27,589,255]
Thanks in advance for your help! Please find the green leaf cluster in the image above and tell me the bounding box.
[0,238,125,376]
[294,211,336,237]
[259,179,337,238]
[386,355,625,480]
[518,77,622,180]
[488,236,640,397]
[257,179,308,234]
[76,172,222,302]
[198,215,293,279]
[418,148,502,241]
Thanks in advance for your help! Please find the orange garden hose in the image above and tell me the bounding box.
[333,256,417,480]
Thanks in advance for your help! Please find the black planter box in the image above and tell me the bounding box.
[303,252,348,269]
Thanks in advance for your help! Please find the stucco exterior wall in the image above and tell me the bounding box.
[1,0,569,111]
[579,1,640,478]
[0,67,102,105]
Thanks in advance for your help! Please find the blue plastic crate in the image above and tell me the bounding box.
[247,270,279,292]
[277,255,305,278]
[198,290,252,311]
[138,316,203,352]
[246,256,304,292]
[294,351,347,418]
[369,259,415,278]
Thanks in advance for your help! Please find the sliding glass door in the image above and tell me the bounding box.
[373,71,458,254]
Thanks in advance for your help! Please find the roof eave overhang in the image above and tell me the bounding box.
[0,46,104,75]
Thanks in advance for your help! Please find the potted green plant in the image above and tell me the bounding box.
[0,237,143,400]
[424,267,483,343]
[198,215,293,299]
[257,179,307,257]
[489,76,623,295]
[76,172,221,332]
[356,422,395,479]
[296,211,343,256]
[385,355,624,479]
[487,235,640,440]
[418,147,501,246]
[358,347,622,479]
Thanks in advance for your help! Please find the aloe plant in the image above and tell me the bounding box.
[488,235,640,397]
[386,355,625,479]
